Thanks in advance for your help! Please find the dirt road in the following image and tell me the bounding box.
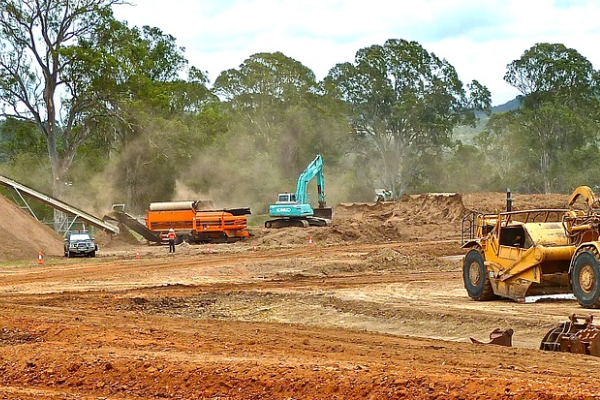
[1,234,600,399]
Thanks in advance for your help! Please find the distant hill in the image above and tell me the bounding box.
[492,97,522,113]
[455,97,522,143]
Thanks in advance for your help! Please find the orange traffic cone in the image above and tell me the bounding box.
[253,243,257,252]
[206,245,211,254]
[135,250,140,259]
[37,251,44,265]
[308,236,313,247]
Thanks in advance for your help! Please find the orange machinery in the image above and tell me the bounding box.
[145,201,251,243]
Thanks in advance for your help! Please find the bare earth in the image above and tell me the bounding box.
[1,192,599,399]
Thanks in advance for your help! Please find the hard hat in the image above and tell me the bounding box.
[169,228,174,232]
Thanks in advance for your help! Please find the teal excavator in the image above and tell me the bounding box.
[265,154,333,228]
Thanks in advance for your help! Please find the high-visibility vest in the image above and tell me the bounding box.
[168,231,176,240]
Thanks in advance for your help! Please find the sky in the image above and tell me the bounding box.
[112,0,600,106]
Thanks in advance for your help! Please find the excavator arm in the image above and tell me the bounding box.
[295,154,327,207]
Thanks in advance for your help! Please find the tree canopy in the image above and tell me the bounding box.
[498,43,600,193]
[325,39,491,196]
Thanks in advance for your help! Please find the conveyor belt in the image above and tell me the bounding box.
[0,174,119,234]
[108,211,160,242]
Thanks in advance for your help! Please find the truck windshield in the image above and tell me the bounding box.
[69,233,91,240]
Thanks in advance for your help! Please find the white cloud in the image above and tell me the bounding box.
[113,0,600,105]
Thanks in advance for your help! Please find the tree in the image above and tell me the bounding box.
[214,51,322,155]
[60,18,207,145]
[0,0,123,197]
[505,43,600,110]
[502,43,600,193]
[0,117,45,162]
[214,52,350,181]
[215,52,318,107]
[324,39,490,196]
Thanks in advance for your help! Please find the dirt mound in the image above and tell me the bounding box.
[253,194,466,245]
[462,192,571,213]
[323,193,465,243]
[0,194,63,260]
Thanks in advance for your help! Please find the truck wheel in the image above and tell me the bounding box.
[463,249,495,301]
[89,251,96,258]
[265,221,272,228]
[572,249,600,308]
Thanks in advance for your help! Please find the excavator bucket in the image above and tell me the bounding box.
[313,207,333,220]
[470,328,513,347]
[540,314,600,356]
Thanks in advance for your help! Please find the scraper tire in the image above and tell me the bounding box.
[572,249,600,308]
[463,249,495,301]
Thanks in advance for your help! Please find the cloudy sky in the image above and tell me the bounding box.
[113,0,600,106]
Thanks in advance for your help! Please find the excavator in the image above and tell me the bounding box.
[265,154,333,228]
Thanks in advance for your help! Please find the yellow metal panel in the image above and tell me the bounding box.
[524,222,570,246]
[497,245,524,261]
[498,246,542,283]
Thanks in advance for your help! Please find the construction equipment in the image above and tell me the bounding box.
[374,189,393,202]
[265,154,333,228]
[109,201,251,244]
[470,328,513,347]
[540,314,600,356]
[0,173,119,234]
[461,186,600,308]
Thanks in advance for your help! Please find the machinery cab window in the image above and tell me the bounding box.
[499,225,527,248]
[277,193,296,203]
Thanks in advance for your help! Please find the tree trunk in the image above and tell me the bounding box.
[541,150,551,194]
[47,130,68,231]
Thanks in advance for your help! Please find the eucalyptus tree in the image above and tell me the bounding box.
[503,43,600,193]
[0,0,123,196]
[324,39,490,196]
[214,52,321,141]
[215,51,318,107]
[214,51,349,177]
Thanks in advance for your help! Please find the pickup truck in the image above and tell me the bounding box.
[64,231,98,257]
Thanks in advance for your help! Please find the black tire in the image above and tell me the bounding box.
[571,249,600,308]
[88,251,96,258]
[463,249,495,301]
[265,221,272,228]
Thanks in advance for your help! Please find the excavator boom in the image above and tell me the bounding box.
[295,154,326,208]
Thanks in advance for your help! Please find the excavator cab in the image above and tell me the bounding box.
[277,193,296,203]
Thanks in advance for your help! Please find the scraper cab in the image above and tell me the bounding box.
[461,186,600,308]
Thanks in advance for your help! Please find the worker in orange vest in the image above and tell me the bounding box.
[167,228,176,253]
